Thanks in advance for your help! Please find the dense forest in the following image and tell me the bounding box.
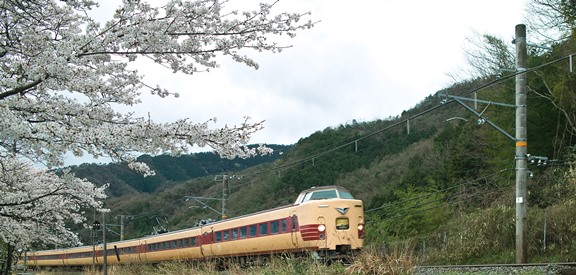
[60,1,576,265]
[68,144,292,197]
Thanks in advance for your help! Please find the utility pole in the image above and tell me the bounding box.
[221,175,229,220]
[102,212,108,275]
[120,215,125,241]
[514,23,528,264]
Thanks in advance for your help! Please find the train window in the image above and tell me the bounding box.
[177,239,183,248]
[259,222,268,236]
[338,190,355,199]
[310,190,337,200]
[282,219,287,233]
[162,242,167,250]
[271,220,279,234]
[183,238,189,247]
[223,230,229,241]
[191,237,196,246]
[172,240,177,248]
[249,225,257,237]
[215,231,222,242]
[232,228,238,240]
[302,192,313,202]
[291,215,298,231]
[240,227,247,238]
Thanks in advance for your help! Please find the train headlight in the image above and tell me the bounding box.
[317,224,326,232]
[358,223,365,239]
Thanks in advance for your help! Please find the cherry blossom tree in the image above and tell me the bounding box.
[0,0,314,269]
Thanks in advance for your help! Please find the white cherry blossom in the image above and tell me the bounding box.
[0,0,315,250]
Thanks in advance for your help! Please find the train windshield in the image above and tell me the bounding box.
[338,190,354,199]
[297,187,356,204]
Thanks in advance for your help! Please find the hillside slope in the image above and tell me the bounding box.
[69,144,292,197]
[81,73,575,264]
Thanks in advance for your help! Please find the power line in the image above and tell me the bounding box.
[236,51,576,184]
[365,168,514,214]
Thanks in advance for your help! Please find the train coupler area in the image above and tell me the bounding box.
[336,244,352,255]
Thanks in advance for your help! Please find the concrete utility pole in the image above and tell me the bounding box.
[221,175,229,220]
[120,215,125,241]
[102,212,108,275]
[514,24,528,264]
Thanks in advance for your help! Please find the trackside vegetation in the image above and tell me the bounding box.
[7,0,576,273]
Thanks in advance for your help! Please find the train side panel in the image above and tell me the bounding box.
[28,249,65,268]
[140,228,203,262]
[24,186,364,268]
[203,206,300,258]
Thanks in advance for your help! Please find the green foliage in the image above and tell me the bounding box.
[278,120,438,194]
[70,144,291,197]
[441,206,515,264]
[64,28,576,265]
[371,185,451,240]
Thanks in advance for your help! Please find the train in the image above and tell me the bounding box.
[22,185,365,269]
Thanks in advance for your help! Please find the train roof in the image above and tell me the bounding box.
[294,185,355,205]
[299,185,351,193]
[29,186,357,254]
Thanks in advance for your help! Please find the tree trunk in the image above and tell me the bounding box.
[1,243,13,275]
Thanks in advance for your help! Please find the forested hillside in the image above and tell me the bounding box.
[68,144,292,197]
[74,1,576,265]
[88,63,575,264]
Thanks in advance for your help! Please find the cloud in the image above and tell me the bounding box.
[66,0,527,165]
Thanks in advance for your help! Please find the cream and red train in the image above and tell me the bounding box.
[24,186,364,268]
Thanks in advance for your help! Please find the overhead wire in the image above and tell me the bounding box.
[365,167,514,214]
[237,51,576,181]
[184,52,576,222]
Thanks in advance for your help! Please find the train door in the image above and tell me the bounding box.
[138,241,147,263]
[200,227,213,258]
[290,213,299,247]
[94,244,102,265]
[60,250,67,266]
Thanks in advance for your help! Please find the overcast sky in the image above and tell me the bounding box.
[73,0,528,164]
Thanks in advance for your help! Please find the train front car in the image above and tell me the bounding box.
[293,186,364,259]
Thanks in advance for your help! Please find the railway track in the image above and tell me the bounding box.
[414,262,576,274]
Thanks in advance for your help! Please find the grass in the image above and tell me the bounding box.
[76,249,415,275]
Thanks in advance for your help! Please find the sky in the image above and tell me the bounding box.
[74,0,528,164]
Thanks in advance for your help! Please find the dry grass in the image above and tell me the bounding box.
[73,249,414,275]
[347,247,414,274]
